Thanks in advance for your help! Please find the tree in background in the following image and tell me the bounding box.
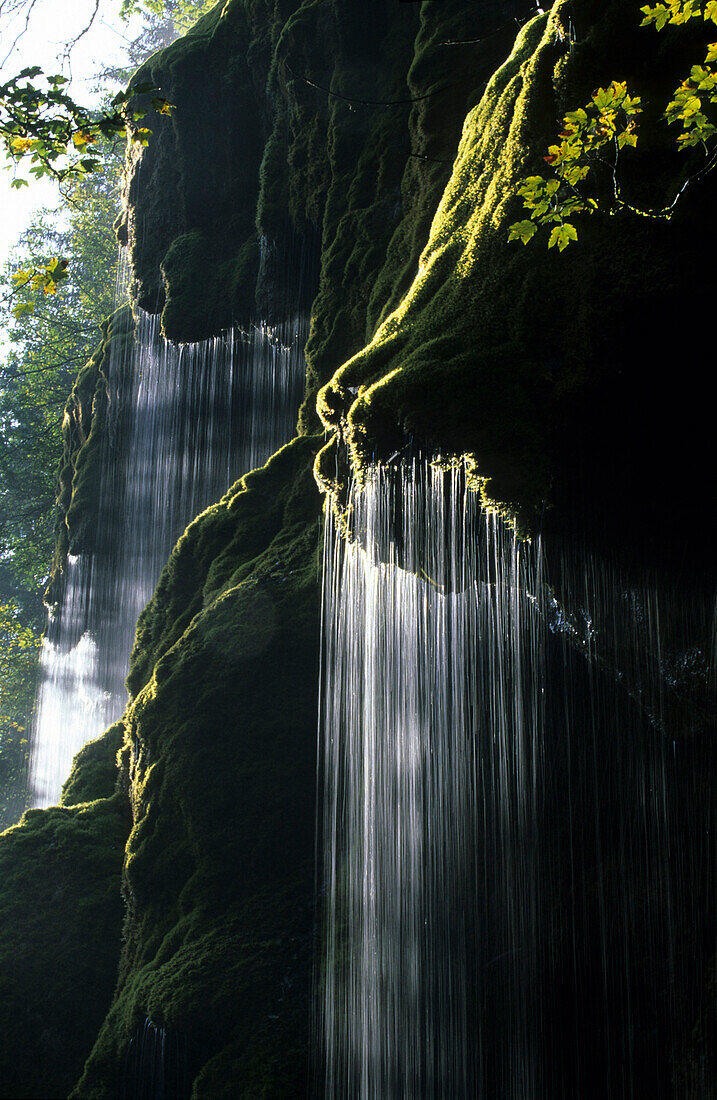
[121,0,218,36]
[0,603,41,826]
[0,138,122,827]
[0,0,214,826]
[97,0,219,83]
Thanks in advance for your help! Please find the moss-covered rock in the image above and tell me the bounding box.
[73,436,323,1097]
[118,0,266,339]
[61,722,125,807]
[315,0,716,566]
[121,0,525,411]
[0,771,129,1099]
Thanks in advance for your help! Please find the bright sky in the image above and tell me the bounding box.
[0,0,141,269]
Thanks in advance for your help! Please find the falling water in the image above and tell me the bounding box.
[120,1017,190,1100]
[318,459,714,1098]
[30,297,307,807]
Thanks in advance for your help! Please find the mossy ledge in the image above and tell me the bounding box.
[0,724,129,1100]
[315,0,716,569]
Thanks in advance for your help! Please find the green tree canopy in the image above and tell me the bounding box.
[0,139,122,827]
[120,0,218,36]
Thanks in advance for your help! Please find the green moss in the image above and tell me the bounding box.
[366,0,529,333]
[73,435,324,1097]
[128,434,321,695]
[315,0,717,550]
[192,1022,309,1098]
[61,723,125,807]
[315,11,553,520]
[160,230,260,341]
[0,792,129,1099]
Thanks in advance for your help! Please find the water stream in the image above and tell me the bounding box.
[318,459,713,1098]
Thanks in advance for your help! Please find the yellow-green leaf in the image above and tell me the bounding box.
[71,130,95,148]
[508,220,538,245]
[9,136,34,153]
[12,301,35,319]
[640,3,670,30]
[151,96,175,116]
[617,129,639,149]
[548,223,578,251]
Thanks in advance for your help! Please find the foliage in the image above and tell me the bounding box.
[1,143,121,587]
[0,67,170,189]
[9,256,69,317]
[0,142,122,826]
[508,80,641,249]
[0,601,40,828]
[509,1,717,248]
[1,69,170,325]
[644,2,717,149]
[120,0,219,35]
[640,0,714,31]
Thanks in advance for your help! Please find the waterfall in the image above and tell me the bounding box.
[30,301,307,808]
[318,460,713,1098]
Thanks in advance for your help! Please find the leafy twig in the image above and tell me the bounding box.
[509,1,717,249]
